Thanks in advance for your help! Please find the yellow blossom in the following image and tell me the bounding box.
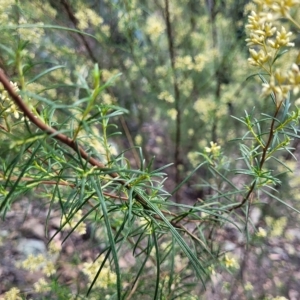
[208,265,216,275]
[48,240,61,254]
[245,3,299,101]
[20,254,46,272]
[102,93,115,105]
[205,141,221,155]
[158,91,174,103]
[6,103,21,119]
[194,54,207,72]
[42,261,56,277]
[145,14,165,39]
[245,281,254,291]
[287,63,300,94]
[256,227,267,237]
[248,48,271,66]
[188,129,194,136]
[33,278,50,293]
[3,287,22,300]
[193,98,205,114]
[187,151,200,168]
[167,108,177,120]
[224,254,238,268]
[268,26,294,48]
[135,134,142,145]
[62,209,86,235]
[175,55,193,70]
[155,66,168,77]
[75,8,103,30]
[82,259,117,289]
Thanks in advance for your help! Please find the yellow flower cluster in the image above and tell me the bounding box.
[2,287,22,300]
[187,151,201,168]
[265,216,287,237]
[20,253,56,276]
[245,281,254,291]
[167,108,177,120]
[175,55,193,70]
[62,209,87,235]
[155,66,168,77]
[224,253,239,269]
[101,93,116,105]
[82,258,117,289]
[245,1,300,102]
[174,54,207,72]
[18,17,45,43]
[0,0,12,24]
[158,91,175,103]
[101,69,120,83]
[205,141,221,156]
[145,14,165,40]
[256,226,267,237]
[33,278,51,293]
[75,8,104,30]
[134,134,142,145]
[253,0,300,17]
[0,82,22,119]
[178,77,193,97]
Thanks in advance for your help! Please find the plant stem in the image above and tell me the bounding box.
[164,0,181,201]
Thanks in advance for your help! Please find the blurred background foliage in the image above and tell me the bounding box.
[1,0,300,299]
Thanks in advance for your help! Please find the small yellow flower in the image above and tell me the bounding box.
[224,254,238,268]
[188,129,194,136]
[208,265,216,275]
[48,240,61,254]
[42,261,56,277]
[175,55,193,70]
[6,103,21,119]
[82,259,117,289]
[62,209,86,235]
[268,26,294,49]
[256,227,267,237]
[158,91,175,103]
[245,281,253,291]
[205,141,221,155]
[3,287,22,300]
[248,48,271,66]
[145,14,165,39]
[167,108,177,120]
[33,278,50,293]
[135,134,142,145]
[21,254,46,272]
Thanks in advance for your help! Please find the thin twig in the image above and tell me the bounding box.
[164,0,181,199]
[229,99,283,211]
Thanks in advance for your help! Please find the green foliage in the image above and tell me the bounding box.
[0,0,300,299]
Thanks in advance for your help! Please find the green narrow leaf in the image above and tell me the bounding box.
[129,236,153,297]
[262,189,300,213]
[26,65,66,84]
[91,177,121,299]
[136,189,207,285]
[1,142,41,212]
[170,161,206,196]
[152,231,160,300]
